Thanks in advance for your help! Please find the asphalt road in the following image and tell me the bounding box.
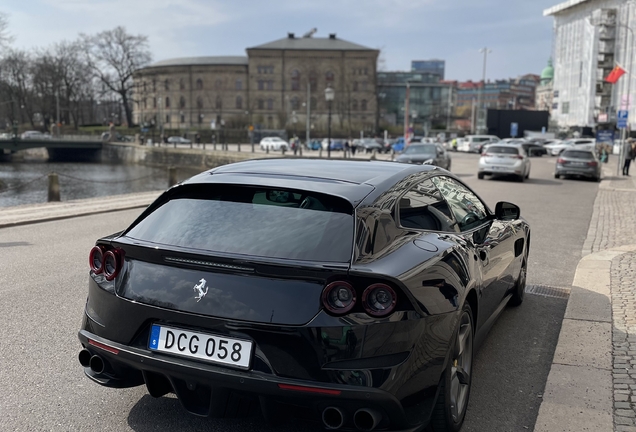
[0,151,598,432]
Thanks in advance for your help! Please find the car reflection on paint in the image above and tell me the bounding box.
[77,159,530,432]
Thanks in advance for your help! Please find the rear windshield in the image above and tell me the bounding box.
[125,185,354,262]
[562,150,594,159]
[486,146,519,155]
[404,144,437,155]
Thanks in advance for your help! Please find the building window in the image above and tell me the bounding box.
[165,114,170,123]
[216,96,222,110]
[553,90,559,98]
[196,96,203,109]
[198,114,203,124]
[179,78,185,90]
[267,116,273,128]
[267,98,274,110]
[143,81,147,93]
[352,99,358,111]
[152,80,156,92]
[180,114,185,123]
[153,97,157,108]
[362,82,368,91]
[236,96,243,109]
[552,102,559,110]
[310,97,317,110]
[215,79,222,90]
[236,79,242,90]
[164,79,170,91]
[258,99,264,109]
[179,96,186,109]
[258,80,264,91]
[196,79,203,90]
[309,72,317,91]
[165,97,170,108]
[363,67,368,75]
[257,66,274,74]
[267,80,274,90]
[361,99,367,111]
[325,71,334,83]
[561,102,569,114]
[353,82,358,92]
[142,98,147,109]
[291,69,300,91]
[291,96,300,110]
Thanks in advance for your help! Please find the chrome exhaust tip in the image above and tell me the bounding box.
[353,408,382,431]
[322,406,345,430]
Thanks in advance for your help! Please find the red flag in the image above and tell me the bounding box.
[606,65,626,84]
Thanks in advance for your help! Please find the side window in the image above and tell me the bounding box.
[398,179,458,232]
[431,176,489,232]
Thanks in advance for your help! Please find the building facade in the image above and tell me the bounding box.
[411,59,446,80]
[544,0,636,128]
[456,75,540,111]
[133,33,379,133]
[536,59,555,112]
[377,72,454,133]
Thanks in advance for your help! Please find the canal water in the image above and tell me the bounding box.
[0,161,204,208]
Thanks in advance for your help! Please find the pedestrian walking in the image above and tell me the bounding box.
[623,140,635,176]
[344,140,350,158]
[195,133,201,146]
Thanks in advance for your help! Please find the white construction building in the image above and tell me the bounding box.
[544,0,636,129]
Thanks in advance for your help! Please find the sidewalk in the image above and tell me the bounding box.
[0,191,162,229]
[535,168,636,432]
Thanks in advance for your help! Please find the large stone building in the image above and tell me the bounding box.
[544,0,635,128]
[133,33,379,133]
[535,59,555,112]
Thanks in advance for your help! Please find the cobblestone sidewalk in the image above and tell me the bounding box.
[612,252,636,431]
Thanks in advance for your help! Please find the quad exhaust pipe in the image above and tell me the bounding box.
[322,406,345,430]
[353,408,382,431]
[78,349,91,368]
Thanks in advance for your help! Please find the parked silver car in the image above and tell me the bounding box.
[478,144,531,182]
[554,149,601,182]
[394,143,451,170]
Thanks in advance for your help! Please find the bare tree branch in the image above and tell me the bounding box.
[0,12,14,51]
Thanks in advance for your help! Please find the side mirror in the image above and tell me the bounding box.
[495,202,520,220]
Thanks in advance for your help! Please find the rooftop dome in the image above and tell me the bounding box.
[540,58,554,84]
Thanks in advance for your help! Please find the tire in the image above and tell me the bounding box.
[525,169,530,180]
[477,173,484,180]
[518,175,524,183]
[430,303,474,432]
[509,257,527,307]
[554,174,560,179]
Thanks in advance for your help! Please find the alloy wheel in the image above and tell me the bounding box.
[449,311,473,423]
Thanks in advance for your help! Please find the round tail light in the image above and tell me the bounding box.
[103,249,124,281]
[322,281,356,315]
[362,284,397,317]
[89,246,104,274]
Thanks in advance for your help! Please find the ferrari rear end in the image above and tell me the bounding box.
[78,178,454,431]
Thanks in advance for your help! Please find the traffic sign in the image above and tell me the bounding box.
[510,122,519,138]
[618,110,629,129]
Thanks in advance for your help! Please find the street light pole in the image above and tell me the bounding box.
[477,47,491,134]
[325,86,335,159]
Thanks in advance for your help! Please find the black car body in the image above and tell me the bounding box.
[395,143,452,171]
[521,142,548,157]
[78,159,530,432]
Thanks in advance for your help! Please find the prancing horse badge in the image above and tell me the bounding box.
[193,278,208,302]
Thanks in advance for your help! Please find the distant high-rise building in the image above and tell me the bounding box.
[411,60,445,79]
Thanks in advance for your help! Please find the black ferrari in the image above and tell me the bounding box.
[78,159,530,432]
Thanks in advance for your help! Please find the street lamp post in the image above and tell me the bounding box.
[477,47,492,134]
[325,86,335,159]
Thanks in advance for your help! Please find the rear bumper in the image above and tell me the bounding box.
[555,165,599,178]
[78,329,425,431]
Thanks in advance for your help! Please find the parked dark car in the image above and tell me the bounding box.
[395,143,452,170]
[521,142,548,157]
[78,159,530,432]
[330,140,345,151]
[554,149,601,182]
[359,138,383,153]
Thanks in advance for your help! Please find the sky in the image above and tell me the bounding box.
[2,0,560,81]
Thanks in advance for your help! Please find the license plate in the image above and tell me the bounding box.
[149,324,253,369]
[571,162,586,166]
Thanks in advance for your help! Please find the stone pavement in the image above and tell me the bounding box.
[535,167,636,432]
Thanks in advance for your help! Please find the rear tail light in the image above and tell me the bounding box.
[89,246,104,274]
[362,284,397,317]
[588,161,598,167]
[557,158,565,164]
[89,245,124,281]
[515,155,524,160]
[482,152,492,157]
[322,281,356,315]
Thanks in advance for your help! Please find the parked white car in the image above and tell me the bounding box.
[478,144,531,182]
[458,135,500,153]
[545,138,595,156]
[167,136,192,144]
[260,137,289,151]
